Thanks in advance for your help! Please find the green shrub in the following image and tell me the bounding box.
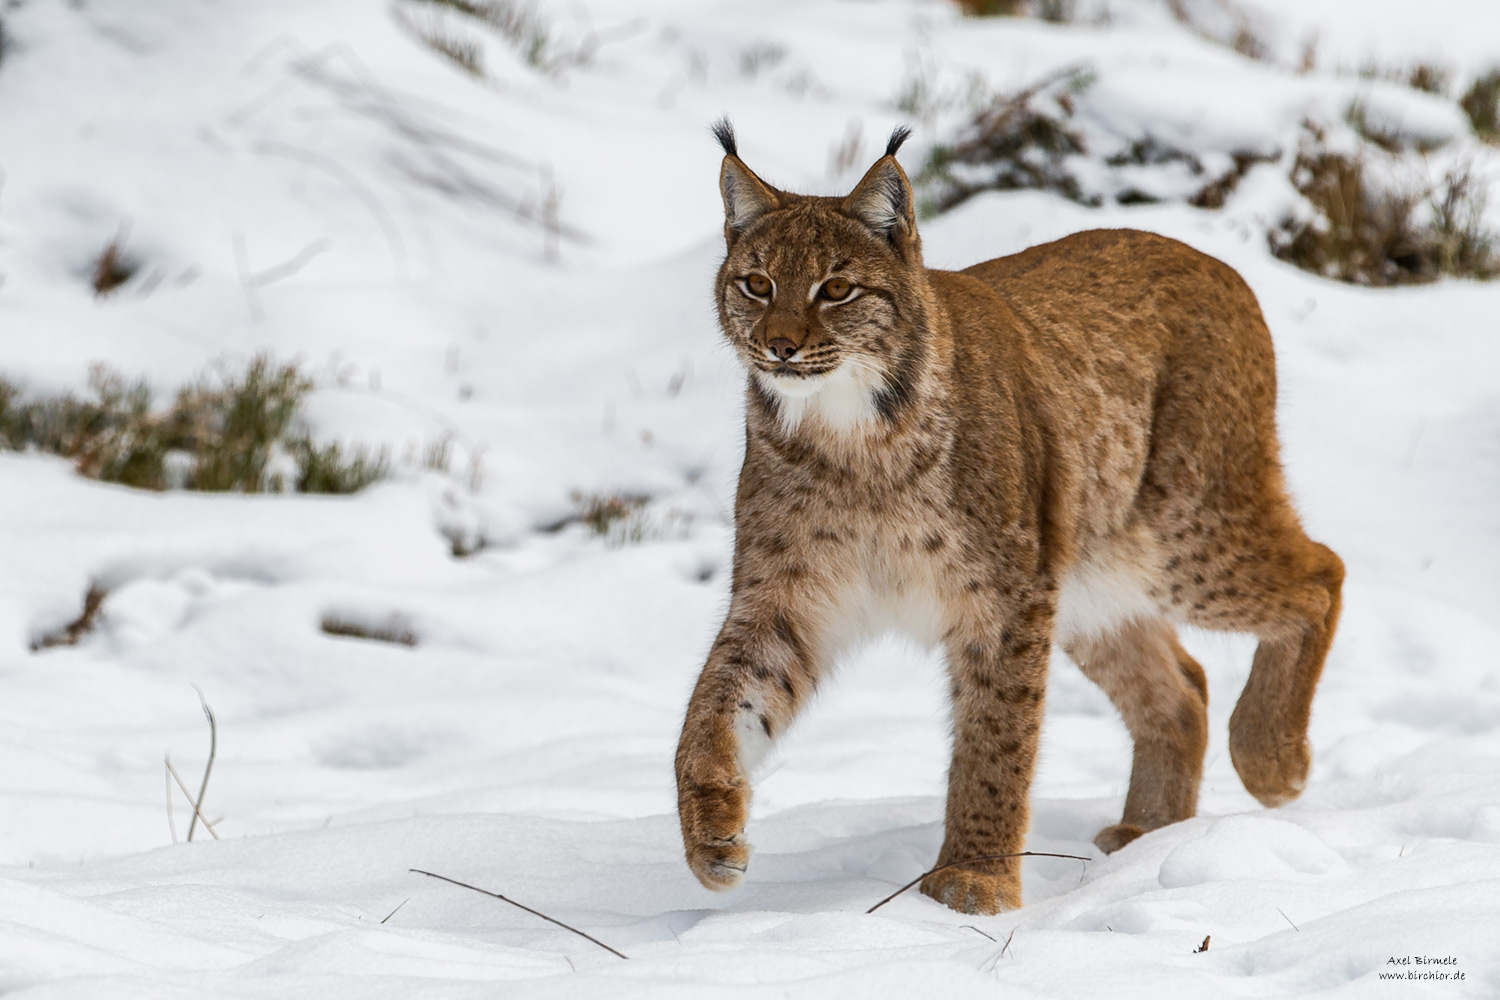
[1460,69,1500,143]
[289,437,389,494]
[0,357,393,494]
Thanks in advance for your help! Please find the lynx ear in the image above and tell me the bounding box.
[843,126,916,244]
[721,158,781,235]
[713,118,781,237]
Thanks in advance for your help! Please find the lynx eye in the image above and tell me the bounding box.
[820,277,854,302]
[744,274,773,298]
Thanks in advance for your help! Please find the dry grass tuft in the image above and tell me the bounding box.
[954,0,1026,14]
[0,357,389,493]
[1165,0,1270,63]
[544,492,689,547]
[289,438,389,494]
[415,22,485,75]
[175,358,312,491]
[30,584,109,651]
[738,42,786,80]
[1461,69,1500,144]
[1343,101,1401,155]
[1356,60,1451,96]
[1189,151,1279,208]
[1406,63,1449,96]
[952,0,1078,20]
[1270,126,1500,286]
[574,492,648,536]
[397,0,596,78]
[918,64,1273,213]
[92,237,139,297]
[917,66,1093,212]
[1228,20,1267,62]
[1033,0,1076,22]
[321,612,419,647]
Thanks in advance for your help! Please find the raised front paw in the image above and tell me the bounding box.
[1228,713,1311,808]
[919,865,1021,915]
[678,777,751,891]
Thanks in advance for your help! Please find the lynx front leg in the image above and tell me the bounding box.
[675,603,820,891]
[922,599,1054,915]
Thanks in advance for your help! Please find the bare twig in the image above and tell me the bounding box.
[165,758,177,843]
[981,925,1019,973]
[187,686,218,843]
[380,898,410,924]
[962,924,996,942]
[1276,907,1299,932]
[865,851,1089,914]
[410,868,629,959]
[164,756,220,840]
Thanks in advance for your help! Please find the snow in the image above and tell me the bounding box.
[3,0,1500,996]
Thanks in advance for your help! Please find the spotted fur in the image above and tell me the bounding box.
[675,126,1344,915]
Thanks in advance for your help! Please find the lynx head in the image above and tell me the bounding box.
[711,119,932,434]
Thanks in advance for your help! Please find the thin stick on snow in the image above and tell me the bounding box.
[979,926,1019,974]
[187,686,218,843]
[1276,907,1299,932]
[379,898,410,925]
[165,756,221,841]
[165,757,178,844]
[865,851,1089,914]
[409,868,629,960]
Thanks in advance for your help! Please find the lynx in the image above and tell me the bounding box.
[674,121,1343,915]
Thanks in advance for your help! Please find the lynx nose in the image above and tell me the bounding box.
[767,338,799,361]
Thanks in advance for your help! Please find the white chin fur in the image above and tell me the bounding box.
[757,362,881,434]
[766,372,828,399]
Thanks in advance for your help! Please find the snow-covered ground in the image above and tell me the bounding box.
[3,0,1499,995]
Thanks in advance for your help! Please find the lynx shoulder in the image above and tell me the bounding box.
[675,120,1343,915]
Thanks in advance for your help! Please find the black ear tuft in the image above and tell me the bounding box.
[885,125,912,158]
[711,117,738,157]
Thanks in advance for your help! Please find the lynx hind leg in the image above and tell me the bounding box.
[1065,618,1208,853]
[1176,530,1343,808]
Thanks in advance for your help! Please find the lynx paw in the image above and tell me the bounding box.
[679,779,751,891]
[919,866,1020,915]
[1094,822,1145,854]
[1229,724,1311,808]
